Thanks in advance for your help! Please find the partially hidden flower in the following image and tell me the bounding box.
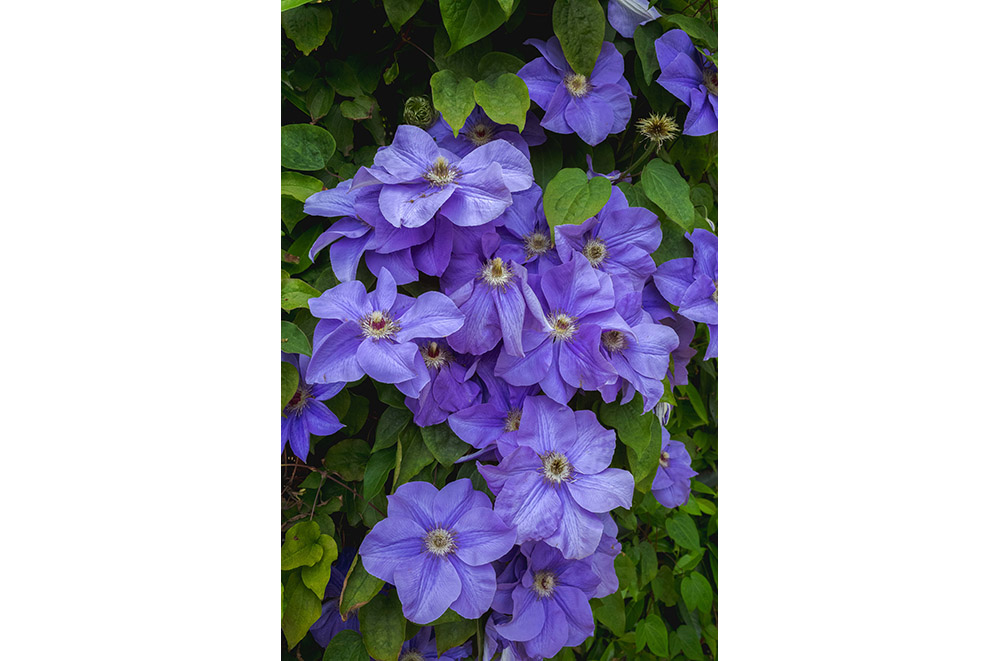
[654,29,718,136]
[493,184,561,279]
[309,547,359,648]
[518,38,632,146]
[427,105,546,159]
[652,427,698,508]
[404,339,481,428]
[398,626,473,661]
[281,353,344,461]
[642,281,698,385]
[652,228,718,359]
[585,153,630,184]
[607,0,662,38]
[358,479,516,624]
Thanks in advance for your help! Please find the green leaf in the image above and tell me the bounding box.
[281,171,324,202]
[651,566,678,606]
[674,549,705,573]
[665,15,718,50]
[592,592,625,637]
[282,195,306,233]
[374,380,408,409]
[676,624,705,660]
[363,447,396,500]
[283,224,323,276]
[430,70,476,138]
[474,73,530,131]
[434,618,477,656]
[342,393,370,436]
[374,407,412,452]
[282,570,323,649]
[383,0,424,31]
[281,277,321,311]
[306,80,336,121]
[641,158,696,232]
[281,520,323,570]
[281,4,333,55]
[383,59,399,85]
[340,95,377,121]
[496,0,515,18]
[420,423,470,468]
[644,614,670,658]
[281,361,299,410]
[664,511,701,551]
[281,321,312,356]
[634,22,663,85]
[339,554,386,619]
[530,139,563,190]
[281,0,314,11]
[301,534,339,599]
[281,123,336,171]
[678,383,709,424]
[478,51,525,79]
[440,0,507,56]
[636,540,658,588]
[680,571,713,613]
[359,591,407,661]
[396,425,435,485]
[543,168,612,227]
[552,0,605,75]
[323,630,369,661]
[324,438,370,482]
[614,553,638,594]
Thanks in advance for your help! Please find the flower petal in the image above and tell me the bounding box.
[494,471,561,543]
[380,182,455,228]
[306,323,365,384]
[358,517,427,582]
[396,291,465,342]
[567,468,634,514]
[372,124,439,180]
[453,508,516,566]
[562,409,615,473]
[356,339,420,384]
[447,558,498,619]
[565,94,615,147]
[495,587,545,642]
[308,280,372,321]
[388,481,438,529]
[547,491,605,559]
[395,553,462,624]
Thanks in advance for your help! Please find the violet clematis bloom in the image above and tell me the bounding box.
[306,268,465,398]
[554,185,661,292]
[585,153,630,184]
[404,339,481,428]
[281,353,344,461]
[518,38,632,146]
[398,626,473,661]
[493,185,561,279]
[358,479,516,624]
[607,0,662,38]
[654,29,718,136]
[494,252,626,405]
[478,397,634,559]
[591,514,622,599]
[309,548,360,648]
[652,428,698,508]
[427,105,546,159]
[642,281,698,385]
[351,125,533,229]
[652,228,718,359]
[492,541,601,659]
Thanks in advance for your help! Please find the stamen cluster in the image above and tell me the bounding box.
[423,156,460,187]
[423,527,457,557]
[360,310,400,340]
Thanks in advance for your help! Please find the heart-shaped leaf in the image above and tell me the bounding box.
[474,73,530,131]
[543,168,612,227]
[430,70,476,137]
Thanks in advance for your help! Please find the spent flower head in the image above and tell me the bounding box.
[636,113,680,147]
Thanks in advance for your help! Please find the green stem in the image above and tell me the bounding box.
[621,143,659,179]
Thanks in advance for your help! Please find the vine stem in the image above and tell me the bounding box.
[621,143,659,179]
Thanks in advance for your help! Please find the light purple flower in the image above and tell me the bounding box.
[607,0,662,38]
[643,281,698,384]
[358,479,516,624]
[493,185,561,279]
[585,153,630,184]
[478,397,634,559]
[518,38,632,146]
[652,428,698,508]
[281,353,344,461]
[591,514,621,599]
[404,339,481,428]
[351,125,533,229]
[654,29,718,136]
[306,268,465,398]
[398,626,473,661]
[427,105,546,159]
[652,228,718,359]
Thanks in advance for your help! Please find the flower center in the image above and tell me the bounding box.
[523,231,552,258]
[423,527,457,557]
[582,238,608,266]
[504,407,522,432]
[423,156,459,187]
[420,341,451,370]
[540,451,573,484]
[711,280,718,303]
[564,73,591,98]
[399,652,425,661]
[285,385,312,413]
[703,68,718,95]
[479,257,514,288]
[659,450,670,469]
[531,570,558,598]
[547,312,578,341]
[467,122,494,146]
[361,310,400,340]
[601,330,627,353]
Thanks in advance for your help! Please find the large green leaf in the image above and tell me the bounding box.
[281,570,323,649]
[543,168,612,227]
[592,592,625,637]
[440,0,507,56]
[634,22,663,85]
[281,277,321,311]
[281,361,299,410]
[434,617,477,656]
[665,15,718,50]
[420,423,470,468]
[641,159,695,232]
[281,195,306,233]
[430,70,476,137]
[644,614,670,658]
[280,321,312,356]
[676,624,705,660]
[324,438,370,482]
[396,425,435,486]
[478,51,524,79]
[280,171,324,202]
[359,591,407,661]
[339,554,386,619]
[363,447,396,500]
[281,123,336,171]
[281,520,323,571]
[301,533,339,599]
[374,407,412,452]
[281,4,333,55]
[474,73,529,131]
[323,630,369,661]
[552,0,605,75]
[680,571,714,613]
[664,511,701,551]
[281,0,314,11]
[530,139,563,190]
[383,0,424,31]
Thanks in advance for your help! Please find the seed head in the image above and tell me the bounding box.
[403,95,435,128]
[636,114,680,148]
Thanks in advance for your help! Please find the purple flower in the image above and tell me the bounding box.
[306,268,465,398]
[652,228,718,359]
[642,281,698,385]
[309,547,360,648]
[398,626,473,661]
[478,397,634,559]
[281,353,344,461]
[404,339,481,428]
[654,29,718,136]
[554,185,661,292]
[427,105,546,159]
[493,185,561,279]
[518,38,632,146]
[358,479,515,624]
[607,0,662,38]
[652,428,697,508]
[591,514,621,598]
[492,541,600,659]
[351,125,533,229]
[494,252,625,404]
[585,153,630,184]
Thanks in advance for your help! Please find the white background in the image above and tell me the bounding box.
[2,1,998,659]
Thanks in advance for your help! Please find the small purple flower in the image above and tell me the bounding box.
[585,153,630,184]
[352,125,533,229]
[404,339,481,428]
[607,0,662,38]
[478,397,634,559]
[398,626,473,661]
[492,541,600,659]
[654,29,718,136]
[306,268,465,398]
[309,547,360,648]
[281,353,344,461]
[518,38,632,146]
[554,185,661,292]
[643,281,698,384]
[358,479,516,624]
[652,428,698,508]
[652,229,718,359]
[493,185,561,279]
[427,105,546,159]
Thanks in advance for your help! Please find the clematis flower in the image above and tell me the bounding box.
[591,514,622,599]
[607,0,662,38]
[478,397,634,559]
[281,353,344,461]
[652,228,718,359]
[642,281,698,385]
[404,339,481,428]
[654,29,718,136]
[492,541,601,659]
[494,251,625,405]
[427,105,546,159]
[398,626,473,661]
[309,547,360,648]
[306,268,465,398]
[554,185,661,292]
[585,153,630,184]
[493,185,561,279]
[351,125,533,229]
[652,428,698,508]
[518,38,632,146]
[358,479,516,624]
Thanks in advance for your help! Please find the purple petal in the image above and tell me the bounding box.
[308,280,372,321]
[589,42,625,85]
[494,332,553,386]
[517,57,562,108]
[356,339,420,383]
[303,179,358,218]
[286,414,310,460]
[564,94,615,146]
[396,292,465,342]
[303,401,345,436]
[539,85,573,134]
[567,468,634,513]
[553,584,596,644]
[388,481,438,529]
[562,409,615,473]
[683,87,718,136]
[433,479,489,529]
[438,165,513,226]
[453,507,516,566]
[358,517,427,582]
[447,558,498,619]
[525,36,570,73]
[326,236,369,282]
[379,182,455,229]
[524,599,569,658]
[494,286,526,357]
[371,267,398,311]
[460,141,533,192]
[496,587,545,641]
[590,83,633,135]
[557,324,617,390]
[364,249,419,286]
[306,323,365,384]
[653,257,696,304]
[494,471,561,543]
[373,124,439,180]
[395,553,462,624]
[678,275,718,324]
[519,396,576,455]
[656,49,703,107]
[547,491,605,559]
